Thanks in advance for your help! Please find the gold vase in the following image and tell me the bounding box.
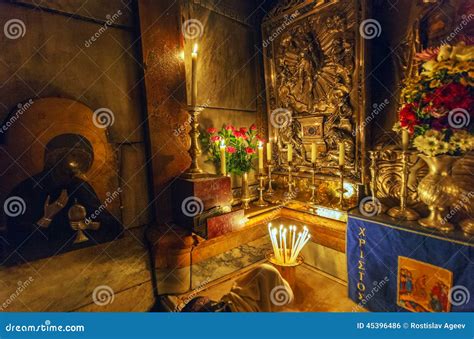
[460,219,474,235]
[417,154,460,232]
[241,172,251,209]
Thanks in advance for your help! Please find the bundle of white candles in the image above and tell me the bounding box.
[268,223,311,265]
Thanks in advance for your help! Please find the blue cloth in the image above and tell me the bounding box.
[347,214,474,312]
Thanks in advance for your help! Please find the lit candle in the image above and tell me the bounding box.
[220,140,226,176]
[266,142,272,162]
[258,141,264,173]
[402,129,409,151]
[338,142,345,167]
[287,144,293,163]
[191,43,198,107]
[290,225,296,257]
[311,142,318,164]
[290,232,303,263]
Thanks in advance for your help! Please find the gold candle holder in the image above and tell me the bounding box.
[266,163,275,196]
[309,163,318,206]
[240,171,251,210]
[181,106,207,179]
[254,173,268,207]
[287,162,295,198]
[337,165,346,209]
[387,150,420,221]
[369,151,387,214]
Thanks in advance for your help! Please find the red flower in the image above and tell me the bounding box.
[249,124,257,131]
[207,127,217,134]
[239,127,248,133]
[210,135,221,143]
[245,147,256,154]
[226,146,236,153]
[233,130,248,139]
[225,125,235,131]
[433,83,472,111]
[423,93,434,104]
[399,104,419,134]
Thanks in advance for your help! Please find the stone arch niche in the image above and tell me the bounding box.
[0,97,122,262]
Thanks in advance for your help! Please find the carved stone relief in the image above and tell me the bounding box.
[262,0,366,183]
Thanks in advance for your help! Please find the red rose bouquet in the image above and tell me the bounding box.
[202,124,262,174]
[395,42,474,156]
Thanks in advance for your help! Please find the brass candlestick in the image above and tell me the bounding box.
[241,172,251,210]
[337,165,346,209]
[287,162,295,198]
[309,163,318,206]
[181,106,207,179]
[369,151,388,214]
[387,150,420,221]
[266,163,275,196]
[254,173,268,207]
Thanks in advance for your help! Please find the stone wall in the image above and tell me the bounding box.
[0,0,153,311]
[138,0,267,221]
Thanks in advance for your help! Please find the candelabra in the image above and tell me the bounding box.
[309,163,318,206]
[337,165,346,209]
[181,106,207,179]
[368,151,387,214]
[254,173,268,207]
[387,150,420,221]
[266,162,275,196]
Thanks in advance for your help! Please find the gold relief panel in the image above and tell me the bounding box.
[262,0,368,184]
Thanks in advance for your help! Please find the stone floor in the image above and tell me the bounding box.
[184,263,364,312]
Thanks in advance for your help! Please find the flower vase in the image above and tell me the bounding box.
[240,172,251,209]
[417,155,460,232]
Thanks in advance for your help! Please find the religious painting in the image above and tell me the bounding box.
[0,98,124,266]
[397,256,453,312]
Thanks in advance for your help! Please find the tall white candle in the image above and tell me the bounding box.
[266,142,272,162]
[258,141,264,173]
[287,144,293,162]
[311,142,318,164]
[402,129,409,151]
[191,43,198,107]
[338,142,345,167]
[220,140,226,176]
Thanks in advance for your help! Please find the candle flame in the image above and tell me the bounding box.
[258,140,263,148]
[220,139,225,147]
[268,223,311,265]
[192,43,198,54]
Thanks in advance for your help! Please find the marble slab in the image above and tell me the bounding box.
[191,237,271,289]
